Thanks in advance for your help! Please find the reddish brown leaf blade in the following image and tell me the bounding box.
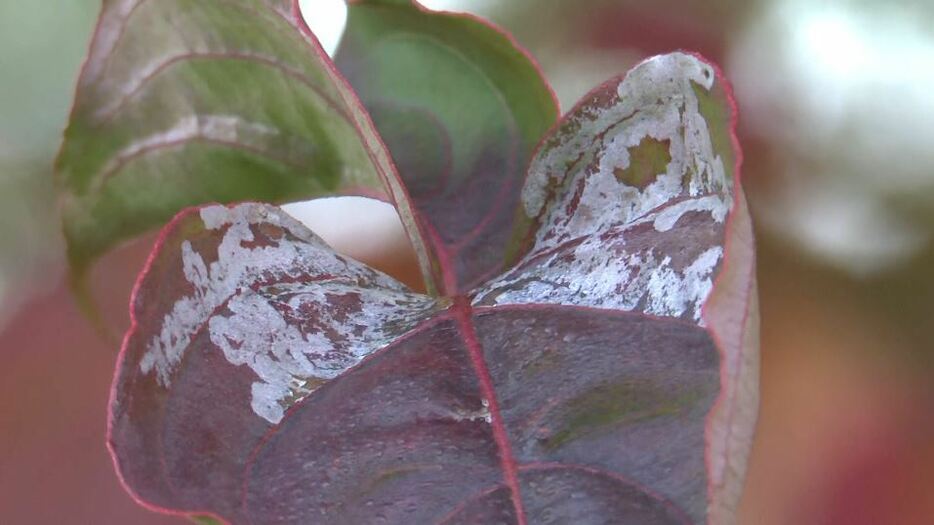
[441,465,693,525]
[335,0,559,294]
[108,203,437,520]
[243,314,505,524]
[473,305,719,522]
[474,207,726,324]
[238,303,711,523]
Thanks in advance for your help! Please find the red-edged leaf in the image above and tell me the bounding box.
[335,0,559,294]
[109,53,757,524]
[477,53,734,317]
[54,0,436,297]
[109,203,439,522]
[472,51,759,520]
[242,301,715,523]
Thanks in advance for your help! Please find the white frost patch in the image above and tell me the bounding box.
[651,195,730,233]
[476,237,724,323]
[484,53,732,323]
[645,247,723,323]
[522,52,730,247]
[210,282,434,423]
[475,53,733,323]
[139,203,436,424]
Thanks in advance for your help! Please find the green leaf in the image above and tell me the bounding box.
[54,0,430,285]
[189,515,224,525]
[336,0,559,293]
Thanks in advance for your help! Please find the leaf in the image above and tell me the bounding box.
[110,202,441,520]
[335,0,559,294]
[54,0,432,290]
[109,52,757,524]
[473,51,759,521]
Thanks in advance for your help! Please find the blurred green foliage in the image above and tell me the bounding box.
[0,1,97,156]
[0,0,98,322]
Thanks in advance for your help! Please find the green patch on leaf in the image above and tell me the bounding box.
[614,137,672,189]
[189,515,224,525]
[692,81,735,181]
[542,378,705,451]
[359,465,435,497]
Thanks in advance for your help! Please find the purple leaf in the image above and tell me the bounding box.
[109,52,757,524]
[335,0,559,294]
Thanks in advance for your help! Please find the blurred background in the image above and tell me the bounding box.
[1,0,932,523]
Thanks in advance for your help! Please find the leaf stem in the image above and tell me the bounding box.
[451,296,527,525]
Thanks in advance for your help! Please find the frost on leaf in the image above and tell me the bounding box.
[110,202,440,519]
[476,53,732,324]
[135,204,437,423]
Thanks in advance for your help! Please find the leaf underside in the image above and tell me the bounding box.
[336,0,558,294]
[109,44,758,525]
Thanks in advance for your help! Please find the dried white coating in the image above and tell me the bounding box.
[523,52,729,243]
[478,53,733,323]
[651,195,728,232]
[139,204,437,424]
[210,282,435,423]
[644,247,724,323]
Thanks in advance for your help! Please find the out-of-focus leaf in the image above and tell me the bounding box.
[54,0,431,288]
[109,53,757,524]
[335,0,559,294]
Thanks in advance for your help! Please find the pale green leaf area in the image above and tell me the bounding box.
[56,0,387,278]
